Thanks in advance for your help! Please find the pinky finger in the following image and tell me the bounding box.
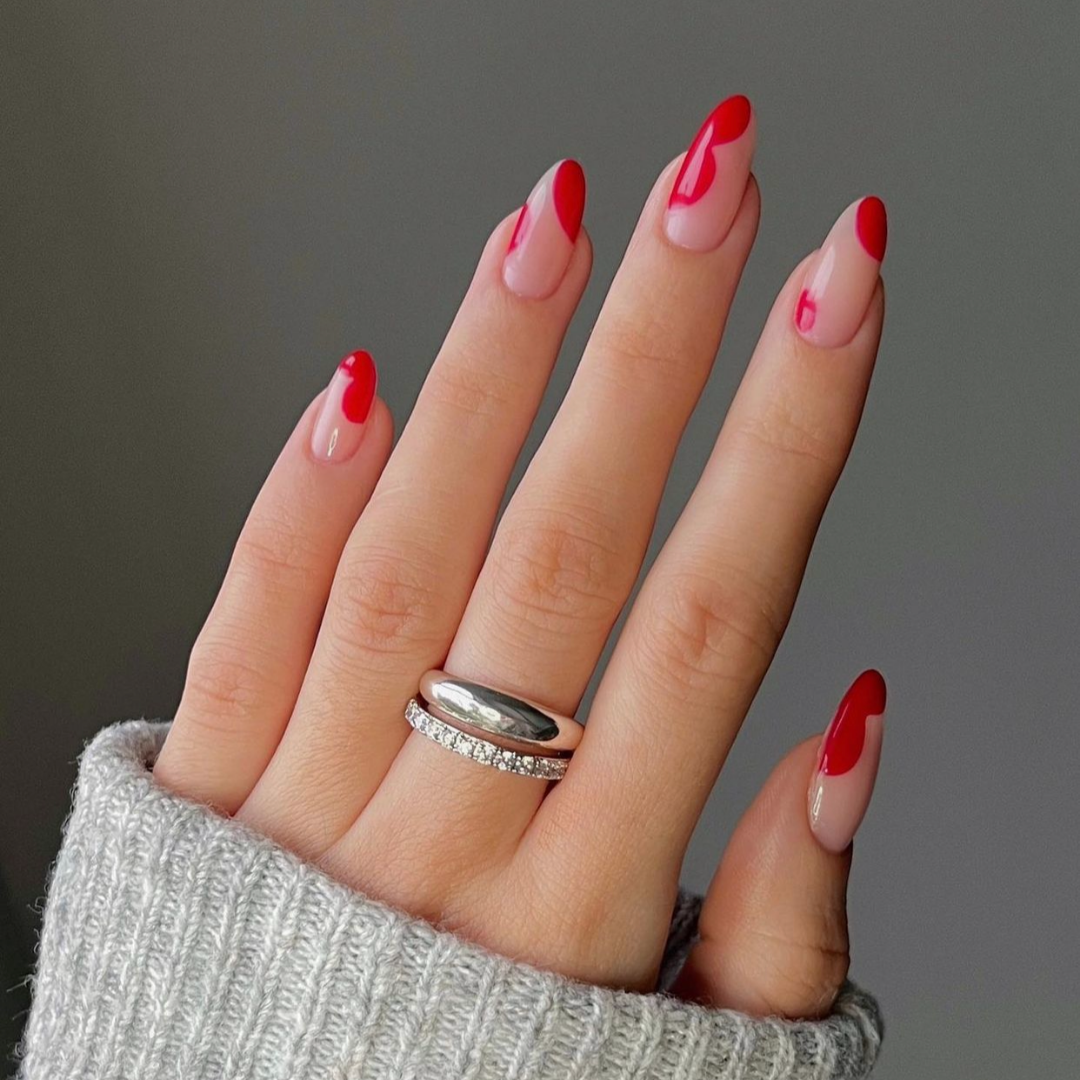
[673,671,886,1018]
[155,352,394,812]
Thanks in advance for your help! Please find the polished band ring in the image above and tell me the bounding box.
[418,670,583,754]
[405,700,569,781]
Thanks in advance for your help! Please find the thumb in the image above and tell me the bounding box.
[673,670,886,1018]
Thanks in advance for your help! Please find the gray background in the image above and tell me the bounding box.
[2,1,1079,1075]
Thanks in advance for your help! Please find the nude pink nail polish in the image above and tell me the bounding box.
[807,670,886,853]
[310,350,377,464]
[664,95,755,252]
[795,197,887,348]
[502,160,586,300]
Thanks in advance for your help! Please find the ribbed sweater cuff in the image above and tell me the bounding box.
[20,721,883,1079]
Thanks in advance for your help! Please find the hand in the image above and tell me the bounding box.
[155,95,888,1019]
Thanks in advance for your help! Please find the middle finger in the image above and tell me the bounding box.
[350,97,759,874]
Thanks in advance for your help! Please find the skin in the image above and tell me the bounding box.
[155,143,885,1017]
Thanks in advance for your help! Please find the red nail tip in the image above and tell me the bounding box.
[552,159,586,242]
[795,289,817,332]
[819,670,887,777]
[711,94,753,142]
[855,196,888,262]
[338,350,377,424]
[669,94,753,209]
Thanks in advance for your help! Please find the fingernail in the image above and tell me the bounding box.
[310,350,377,463]
[808,670,886,853]
[664,94,755,252]
[502,159,586,299]
[794,196,887,348]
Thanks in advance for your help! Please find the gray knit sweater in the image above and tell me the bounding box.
[18,722,883,1079]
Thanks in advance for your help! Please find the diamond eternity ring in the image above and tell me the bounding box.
[405,699,570,781]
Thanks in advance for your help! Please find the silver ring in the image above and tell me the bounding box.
[405,700,569,780]
[418,670,583,754]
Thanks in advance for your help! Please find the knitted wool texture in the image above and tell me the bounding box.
[19,722,883,1079]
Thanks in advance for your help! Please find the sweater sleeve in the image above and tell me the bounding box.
[18,721,883,1080]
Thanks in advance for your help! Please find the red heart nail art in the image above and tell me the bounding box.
[818,669,887,776]
[669,95,752,209]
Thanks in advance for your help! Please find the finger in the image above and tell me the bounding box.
[449,97,757,715]
[238,164,591,855]
[539,197,887,882]
[155,354,392,811]
[343,98,759,887]
[674,671,886,1018]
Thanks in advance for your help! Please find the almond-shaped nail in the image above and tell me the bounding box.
[310,350,377,463]
[795,196,887,348]
[808,670,886,853]
[502,159,586,300]
[664,94,755,252]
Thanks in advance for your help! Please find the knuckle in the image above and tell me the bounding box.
[181,635,278,729]
[330,548,447,658]
[730,406,845,478]
[743,926,850,1018]
[421,350,521,421]
[589,317,690,394]
[639,571,784,692]
[231,515,321,594]
[487,504,630,635]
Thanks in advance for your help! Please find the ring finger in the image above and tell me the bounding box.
[337,96,760,891]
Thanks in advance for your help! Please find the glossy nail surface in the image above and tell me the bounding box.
[808,670,886,853]
[664,94,755,252]
[503,159,585,299]
[795,197,887,348]
[310,350,377,463]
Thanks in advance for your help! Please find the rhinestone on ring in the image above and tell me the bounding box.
[405,699,570,781]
